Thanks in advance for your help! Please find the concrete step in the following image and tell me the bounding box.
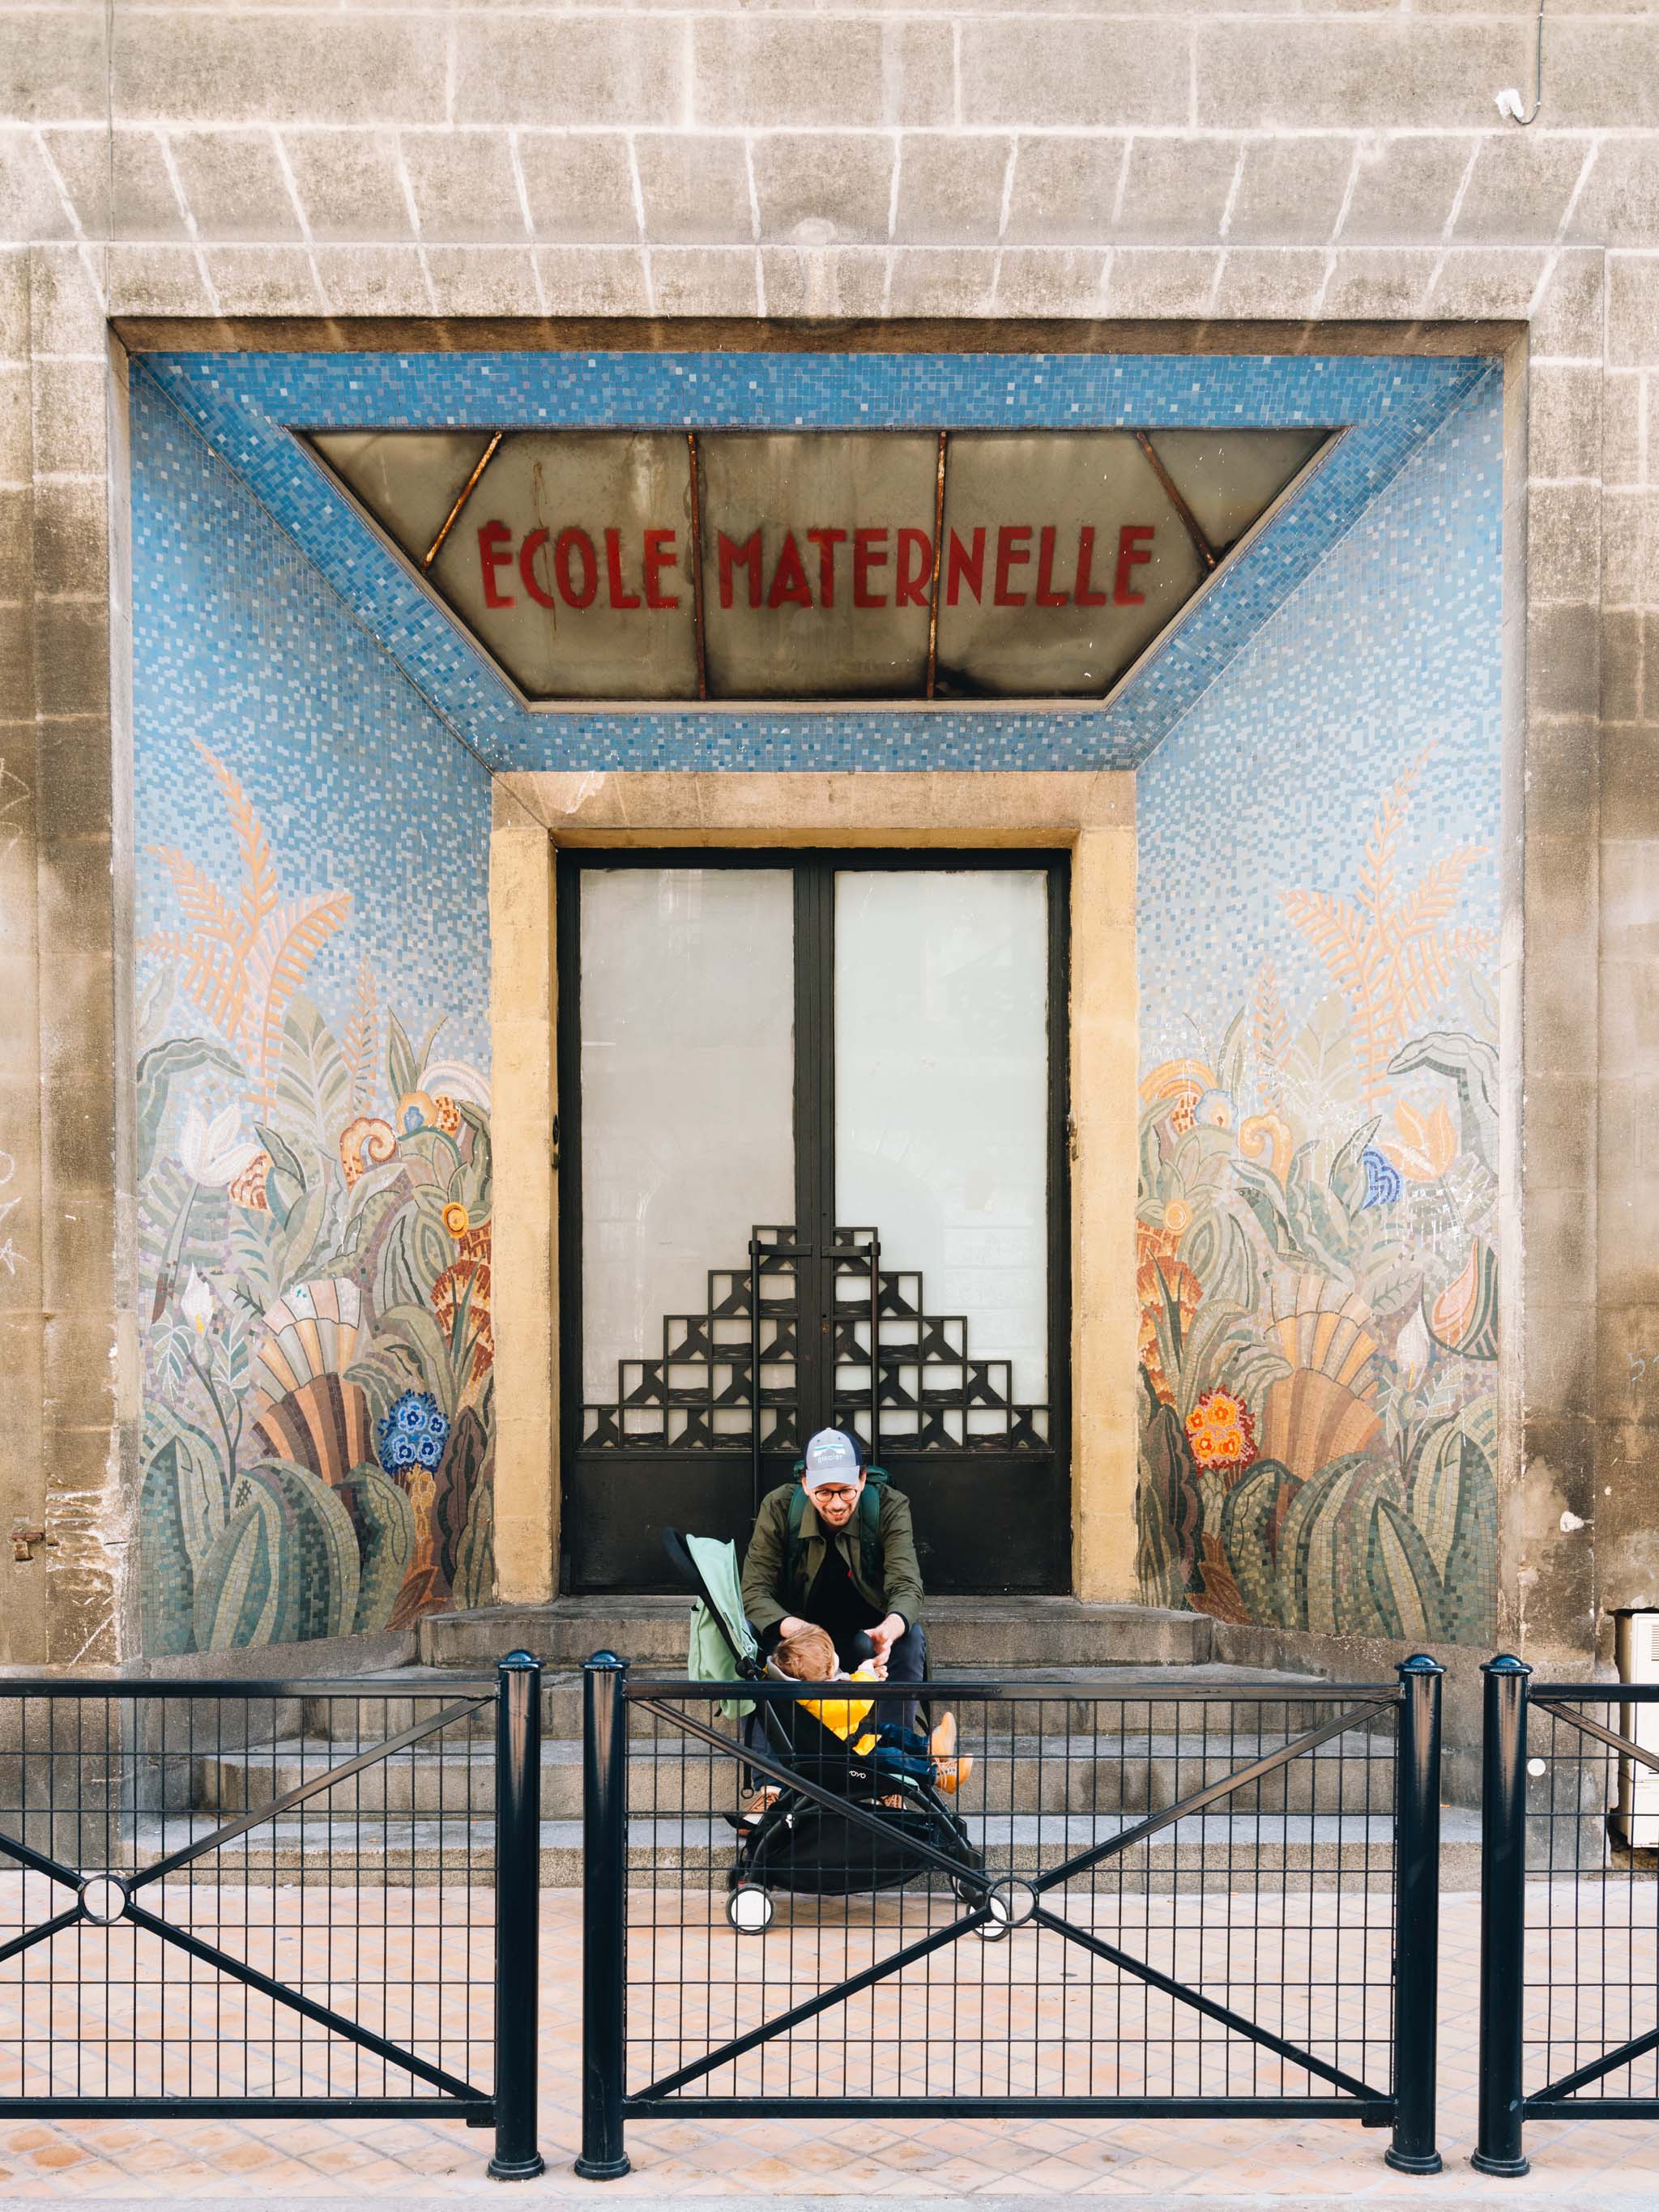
[194,1728,1397,1821]
[130,1806,1486,1890]
[420,1596,1214,1672]
[280,1661,1341,1749]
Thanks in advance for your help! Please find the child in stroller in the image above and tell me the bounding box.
[744,1622,971,1826]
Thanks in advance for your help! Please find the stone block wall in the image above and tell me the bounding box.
[0,0,1654,1668]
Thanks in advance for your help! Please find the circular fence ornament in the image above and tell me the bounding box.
[79,1873,129,1926]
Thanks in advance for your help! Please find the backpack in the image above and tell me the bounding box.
[785,1464,893,1597]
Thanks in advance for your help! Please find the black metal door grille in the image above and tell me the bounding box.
[0,1657,544,2178]
[574,1655,1444,2177]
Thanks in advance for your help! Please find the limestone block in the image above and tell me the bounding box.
[200,245,323,316]
[1601,837,1659,965]
[1102,248,1218,319]
[1226,137,1354,245]
[1602,609,1643,725]
[28,357,108,480]
[0,130,74,245]
[1198,19,1531,130]
[2,5,109,125]
[759,244,888,319]
[313,245,430,317]
[1527,480,1603,605]
[1596,726,1659,844]
[168,128,301,242]
[1603,371,1646,491]
[0,362,27,486]
[1618,259,1659,376]
[31,475,109,601]
[1569,141,1659,248]
[1118,135,1239,244]
[420,245,540,318]
[104,241,213,318]
[751,134,894,247]
[1528,600,1601,722]
[1603,488,1659,611]
[279,129,412,242]
[892,135,1010,249]
[517,133,638,246]
[993,250,1107,318]
[1211,248,1325,321]
[1002,139,1128,249]
[887,248,997,318]
[533,244,650,317]
[1529,360,1606,486]
[633,135,751,248]
[694,17,953,130]
[454,14,684,128]
[113,13,446,127]
[1454,134,1593,245]
[1427,249,1548,321]
[1532,249,1606,360]
[401,130,529,246]
[649,245,760,316]
[25,244,105,357]
[1547,19,1659,130]
[960,21,1190,128]
[29,606,107,721]
[1339,136,1476,244]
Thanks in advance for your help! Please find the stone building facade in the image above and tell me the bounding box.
[0,0,1654,1690]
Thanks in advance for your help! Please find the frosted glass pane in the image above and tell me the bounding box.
[581,869,794,1404]
[836,872,1048,1405]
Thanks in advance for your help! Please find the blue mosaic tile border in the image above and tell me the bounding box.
[135,348,1496,774]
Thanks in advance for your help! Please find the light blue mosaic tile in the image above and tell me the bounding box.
[134,348,1495,774]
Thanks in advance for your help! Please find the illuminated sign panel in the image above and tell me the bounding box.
[305,425,1332,706]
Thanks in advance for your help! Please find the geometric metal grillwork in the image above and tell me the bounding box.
[581,1221,1049,1454]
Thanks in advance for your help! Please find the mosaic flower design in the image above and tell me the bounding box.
[1360,1146,1402,1208]
[377,1390,451,1476]
[1185,1390,1257,1475]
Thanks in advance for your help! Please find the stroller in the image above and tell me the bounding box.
[663,1526,983,1934]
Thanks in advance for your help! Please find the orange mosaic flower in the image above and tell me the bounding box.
[1185,1388,1258,1475]
[1136,1221,1201,1408]
[433,1220,494,1388]
[441,1201,470,1239]
[433,1093,463,1136]
[228,1151,271,1212]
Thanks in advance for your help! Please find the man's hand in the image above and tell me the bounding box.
[778,1617,809,1641]
[865,1614,907,1677]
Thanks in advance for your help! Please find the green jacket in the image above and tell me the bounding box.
[740,1481,924,1639]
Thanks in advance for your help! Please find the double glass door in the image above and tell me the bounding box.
[558,850,1070,1592]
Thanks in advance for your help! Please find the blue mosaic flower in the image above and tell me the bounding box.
[377,1389,450,1475]
[1360,1147,1402,1209]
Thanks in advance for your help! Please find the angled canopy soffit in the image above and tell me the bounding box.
[301,425,1335,711]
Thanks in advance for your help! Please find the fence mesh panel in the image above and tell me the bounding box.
[624,1679,1400,2108]
[1526,1695,1656,2104]
[0,1684,496,2107]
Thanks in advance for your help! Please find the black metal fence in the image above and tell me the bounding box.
[1475,1656,1659,2178]
[576,1652,1445,2179]
[0,1654,544,2180]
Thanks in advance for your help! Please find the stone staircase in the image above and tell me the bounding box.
[130,1598,1484,1885]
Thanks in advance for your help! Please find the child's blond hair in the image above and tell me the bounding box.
[774,1623,837,1680]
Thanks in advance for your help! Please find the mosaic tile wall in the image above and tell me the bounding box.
[1134,372,1503,1642]
[139,348,1491,774]
[132,374,497,1652]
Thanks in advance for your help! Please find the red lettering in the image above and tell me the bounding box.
[1074,525,1107,608]
[554,527,597,609]
[897,528,933,609]
[478,521,514,608]
[945,527,985,607]
[519,526,555,609]
[853,527,889,608]
[643,528,679,610]
[995,525,1032,607]
[604,527,641,610]
[806,526,846,607]
[767,530,813,609]
[1115,523,1154,606]
[1034,526,1068,608]
[719,530,763,610]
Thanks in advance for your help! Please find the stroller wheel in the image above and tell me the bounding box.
[727,1882,774,1936]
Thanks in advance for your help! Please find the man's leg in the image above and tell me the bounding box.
[876,1621,926,1733]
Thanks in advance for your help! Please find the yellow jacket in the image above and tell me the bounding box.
[797,1662,881,1748]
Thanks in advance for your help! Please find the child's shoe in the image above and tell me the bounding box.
[932,1755,973,1796]
[928,1711,957,1761]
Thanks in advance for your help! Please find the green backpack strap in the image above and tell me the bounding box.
[785,1464,893,1604]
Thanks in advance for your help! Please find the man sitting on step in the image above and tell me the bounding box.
[740,1426,926,1697]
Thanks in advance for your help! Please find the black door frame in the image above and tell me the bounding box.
[556,846,1073,1594]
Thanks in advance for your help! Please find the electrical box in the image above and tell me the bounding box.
[1614,1612,1659,1848]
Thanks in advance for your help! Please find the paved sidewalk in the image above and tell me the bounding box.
[0,1890,1653,2200]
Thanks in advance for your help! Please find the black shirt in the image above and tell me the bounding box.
[804,1541,884,1666]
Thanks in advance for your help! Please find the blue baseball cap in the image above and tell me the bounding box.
[801,1428,863,1490]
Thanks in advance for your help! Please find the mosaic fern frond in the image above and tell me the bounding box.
[1253,963,1289,1108]
[150,846,241,947]
[245,891,355,1115]
[342,957,380,1113]
[194,740,278,942]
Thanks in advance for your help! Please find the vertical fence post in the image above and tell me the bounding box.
[575,1650,631,2180]
[1387,1653,1444,2174]
[490,1651,545,2180]
[1473,1654,1532,2177]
